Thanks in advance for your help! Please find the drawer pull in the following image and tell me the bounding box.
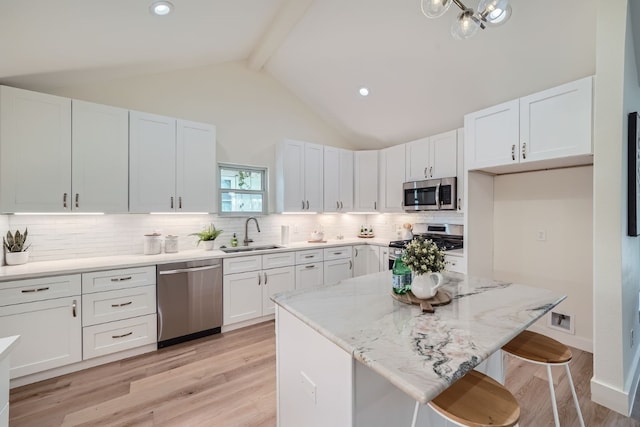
[305,265,316,269]
[111,301,133,308]
[110,276,132,282]
[112,332,133,339]
[333,252,342,255]
[21,286,50,293]
[72,300,77,317]
[304,255,314,259]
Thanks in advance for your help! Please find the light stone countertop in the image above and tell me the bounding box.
[272,270,565,404]
[0,238,393,282]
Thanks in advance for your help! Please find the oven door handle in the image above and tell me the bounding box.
[435,182,441,207]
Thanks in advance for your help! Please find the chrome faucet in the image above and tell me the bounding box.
[244,217,261,246]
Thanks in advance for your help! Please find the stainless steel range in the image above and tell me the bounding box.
[388,223,463,269]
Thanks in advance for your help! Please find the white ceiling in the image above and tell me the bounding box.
[0,0,597,149]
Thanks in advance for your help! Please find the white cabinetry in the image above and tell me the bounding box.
[0,275,81,379]
[456,128,465,213]
[81,266,157,360]
[354,151,379,212]
[379,144,405,212]
[445,254,466,274]
[324,146,353,212]
[379,246,390,271]
[295,249,324,289]
[276,140,324,212]
[353,245,381,277]
[130,111,216,213]
[223,252,295,325]
[71,100,129,213]
[0,86,71,212]
[405,130,458,181]
[465,77,593,173]
[323,247,353,285]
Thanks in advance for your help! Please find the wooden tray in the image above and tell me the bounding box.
[358,234,375,238]
[391,290,451,313]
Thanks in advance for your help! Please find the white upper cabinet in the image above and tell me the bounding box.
[276,139,324,213]
[405,130,458,182]
[465,76,593,173]
[72,100,129,213]
[324,146,354,212]
[354,150,379,212]
[379,144,405,212]
[130,112,216,213]
[176,120,217,213]
[0,86,71,212]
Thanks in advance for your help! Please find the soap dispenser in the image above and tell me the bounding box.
[231,233,238,247]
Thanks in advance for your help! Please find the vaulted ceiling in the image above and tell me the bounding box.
[0,0,597,149]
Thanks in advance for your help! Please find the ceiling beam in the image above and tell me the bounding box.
[247,0,314,70]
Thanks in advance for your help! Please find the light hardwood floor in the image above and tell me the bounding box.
[9,321,640,426]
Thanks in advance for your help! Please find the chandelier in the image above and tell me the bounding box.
[421,0,512,39]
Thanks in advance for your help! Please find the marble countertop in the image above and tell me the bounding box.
[0,238,393,282]
[272,270,565,404]
[0,335,20,363]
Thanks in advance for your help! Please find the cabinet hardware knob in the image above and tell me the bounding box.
[306,200,310,210]
[110,276,132,282]
[111,301,133,308]
[429,166,433,177]
[374,201,377,210]
[305,265,315,269]
[424,167,428,178]
[264,272,268,285]
[302,200,305,210]
[170,196,174,209]
[63,193,68,208]
[522,142,527,159]
[304,255,314,258]
[178,196,182,209]
[337,201,340,209]
[511,144,516,161]
[340,201,343,209]
[355,248,358,257]
[75,193,79,208]
[21,286,49,293]
[258,273,262,286]
[72,300,77,317]
[349,260,353,270]
[112,332,133,339]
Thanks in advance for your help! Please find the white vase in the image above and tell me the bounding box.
[202,240,215,251]
[410,272,443,299]
[5,251,29,266]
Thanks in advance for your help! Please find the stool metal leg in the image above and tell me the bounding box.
[565,364,585,427]
[546,364,561,427]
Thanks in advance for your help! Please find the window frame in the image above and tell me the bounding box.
[217,162,269,216]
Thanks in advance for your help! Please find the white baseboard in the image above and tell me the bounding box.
[591,378,631,416]
[221,315,275,333]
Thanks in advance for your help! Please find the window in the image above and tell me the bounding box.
[218,163,268,215]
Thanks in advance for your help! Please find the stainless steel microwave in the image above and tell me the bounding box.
[403,177,457,211]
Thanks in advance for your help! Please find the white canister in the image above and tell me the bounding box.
[165,235,178,253]
[143,234,162,255]
[281,225,290,245]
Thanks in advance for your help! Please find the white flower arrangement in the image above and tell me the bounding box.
[401,237,446,275]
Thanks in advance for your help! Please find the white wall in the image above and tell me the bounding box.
[492,167,593,350]
[591,0,640,415]
[46,60,355,213]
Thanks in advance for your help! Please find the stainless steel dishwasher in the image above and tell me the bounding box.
[157,258,222,348]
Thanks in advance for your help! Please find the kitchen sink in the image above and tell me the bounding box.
[219,244,283,253]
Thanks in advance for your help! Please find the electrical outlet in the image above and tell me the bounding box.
[536,229,547,241]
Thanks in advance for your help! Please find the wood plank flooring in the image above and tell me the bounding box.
[9,321,640,426]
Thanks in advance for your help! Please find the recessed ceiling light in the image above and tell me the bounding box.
[359,87,370,96]
[150,1,173,16]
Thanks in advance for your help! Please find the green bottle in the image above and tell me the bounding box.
[231,233,238,247]
[392,257,412,294]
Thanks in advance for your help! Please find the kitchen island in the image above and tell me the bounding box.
[272,270,565,427]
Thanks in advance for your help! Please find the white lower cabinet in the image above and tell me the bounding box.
[82,285,156,327]
[0,295,81,379]
[295,249,324,290]
[223,252,295,325]
[445,254,466,274]
[353,245,381,277]
[83,314,157,360]
[323,247,353,286]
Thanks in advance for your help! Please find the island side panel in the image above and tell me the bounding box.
[276,307,353,427]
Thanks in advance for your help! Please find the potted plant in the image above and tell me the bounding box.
[190,224,223,251]
[402,237,447,299]
[3,228,31,265]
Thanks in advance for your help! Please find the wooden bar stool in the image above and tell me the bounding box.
[411,370,520,427]
[502,330,585,427]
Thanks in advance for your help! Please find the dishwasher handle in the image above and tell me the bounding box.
[159,264,221,275]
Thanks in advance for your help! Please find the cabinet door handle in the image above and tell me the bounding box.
[374,201,377,210]
[511,144,516,161]
[258,273,262,286]
[305,264,316,269]
[355,248,359,257]
[63,193,68,208]
[302,200,305,210]
[170,196,174,209]
[111,301,133,308]
[521,142,527,160]
[306,200,310,210]
[424,167,428,178]
[178,196,182,209]
[340,201,343,209]
[264,272,268,285]
[349,260,353,270]
[112,332,133,339]
[75,193,79,208]
[21,286,50,293]
[110,276,132,282]
[429,166,433,177]
[72,300,77,317]
[458,197,462,211]
[337,201,340,209]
